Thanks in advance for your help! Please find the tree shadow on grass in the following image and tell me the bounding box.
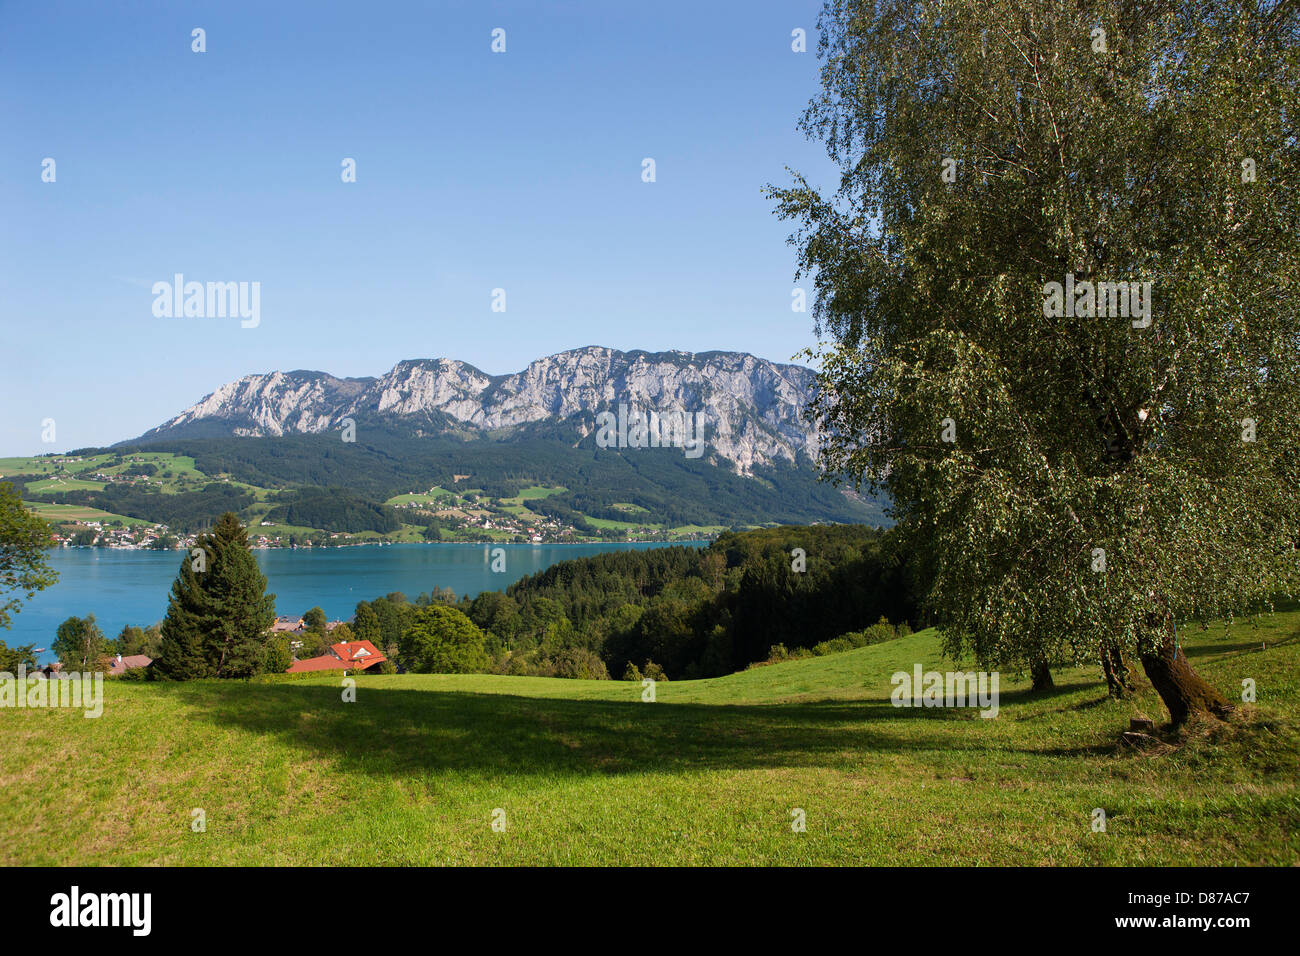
[1182,639,1293,659]
[993,679,1101,707]
[153,678,1113,782]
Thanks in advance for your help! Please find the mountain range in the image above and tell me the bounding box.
[3,346,889,534]
[137,346,821,474]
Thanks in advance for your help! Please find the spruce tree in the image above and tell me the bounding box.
[156,512,276,679]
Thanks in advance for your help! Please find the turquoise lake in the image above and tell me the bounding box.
[7,542,702,662]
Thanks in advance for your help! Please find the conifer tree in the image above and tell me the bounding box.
[156,512,276,679]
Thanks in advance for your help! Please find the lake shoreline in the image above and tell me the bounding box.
[13,541,707,664]
[47,536,717,552]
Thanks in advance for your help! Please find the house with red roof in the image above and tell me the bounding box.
[285,640,387,675]
[107,654,152,676]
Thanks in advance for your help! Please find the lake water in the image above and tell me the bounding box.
[6,542,702,663]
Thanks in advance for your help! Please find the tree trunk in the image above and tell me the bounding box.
[1030,659,1054,692]
[1101,641,1135,698]
[1140,638,1232,726]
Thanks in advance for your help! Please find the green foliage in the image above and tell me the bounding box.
[754,643,811,667]
[400,604,491,674]
[641,660,668,682]
[355,597,413,659]
[262,636,292,674]
[501,525,914,678]
[267,487,401,534]
[117,432,885,528]
[303,607,327,630]
[549,647,610,680]
[414,586,456,607]
[769,0,1300,701]
[113,624,162,658]
[53,614,109,671]
[295,628,326,659]
[358,525,915,681]
[0,481,58,630]
[808,617,909,657]
[0,639,37,673]
[31,482,254,533]
[154,512,277,679]
[352,602,381,644]
[467,590,518,642]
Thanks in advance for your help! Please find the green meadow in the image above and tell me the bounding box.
[22,502,153,526]
[2,616,1296,866]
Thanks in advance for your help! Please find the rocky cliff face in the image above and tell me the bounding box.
[140,347,821,472]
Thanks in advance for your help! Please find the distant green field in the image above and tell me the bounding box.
[585,516,644,530]
[494,486,567,517]
[0,454,114,476]
[22,502,152,526]
[2,612,1295,866]
[22,477,107,494]
[4,451,219,500]
[244,521,329,540]
[515,485,566,500]
[385,487,455,506]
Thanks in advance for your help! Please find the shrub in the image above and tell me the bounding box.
[810,618,907,657]
[860,616,896,645]
[262,636,293,674]
[552,647,610,680]
[641,660,668,682]
[500,654,533,677]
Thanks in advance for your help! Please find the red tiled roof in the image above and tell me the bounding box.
[107,655,152,676]
[285,640,386,674]
[330,640,386,668]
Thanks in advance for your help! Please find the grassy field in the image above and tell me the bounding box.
[22,502,153,526]
[384,487,456,507]
[585,515,643,530]
[2,615,1297,866]
[0,454,116,476]
[22,477,109,494]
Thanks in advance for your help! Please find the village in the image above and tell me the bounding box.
[32,613,383,682]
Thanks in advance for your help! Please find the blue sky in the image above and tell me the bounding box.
[0,0,836,455]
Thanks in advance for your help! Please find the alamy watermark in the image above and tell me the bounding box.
[50,886,150,936]
[595,403,706,459]
[0,666,104,718]
[152,274,260,328]
[1042,273,1152,328]
[890,664,999,718]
